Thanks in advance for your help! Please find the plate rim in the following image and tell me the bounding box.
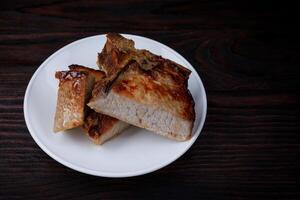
[23,33,207,177]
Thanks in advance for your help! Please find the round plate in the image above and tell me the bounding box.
[24,34,207,177]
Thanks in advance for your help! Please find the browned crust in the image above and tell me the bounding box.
[106,33,135,50]
[97,43,134,77]
[55,70,87,86]
[97,34,191,76]
[68,64,106,81]
[81,108,119,142]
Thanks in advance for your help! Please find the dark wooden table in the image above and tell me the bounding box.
[1,0,300,199]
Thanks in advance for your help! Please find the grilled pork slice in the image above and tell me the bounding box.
[82,108,129,144]
[89,33,195,141]
[53,66,101,132]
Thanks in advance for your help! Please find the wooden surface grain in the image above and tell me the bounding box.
[1,0,300,199]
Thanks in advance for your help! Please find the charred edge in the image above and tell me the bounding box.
[55,71,87,85]
[68,64,105,76]
[84,110,103,138]
[68,64,85,70]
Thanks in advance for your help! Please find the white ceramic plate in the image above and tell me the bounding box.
[24,34,207,177]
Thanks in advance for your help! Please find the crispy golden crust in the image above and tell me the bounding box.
[95,33,195,122]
